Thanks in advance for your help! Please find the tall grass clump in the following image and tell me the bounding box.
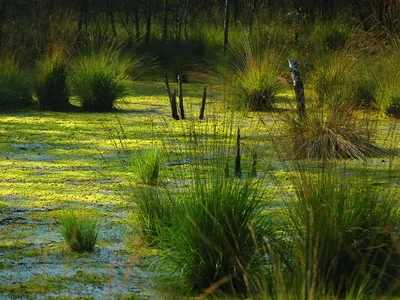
[307,20,351,51]
[287,167,400,296]
[375,44,400,117]
[228,34,282,111]
[308,53,360,108]
[287,102,380,160]
[0,57,33,110]
[132,187,173,245]
[158,171,278,294]
[131,146,164,185]
[58,210,101,253]
[35,55,70,111]
[70,51,130,111]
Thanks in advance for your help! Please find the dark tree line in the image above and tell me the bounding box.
[0,0,398,56]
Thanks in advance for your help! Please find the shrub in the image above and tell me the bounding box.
[287,103,380,160]
[0,57,33,110]
[158,172,277,294]
[35,55,70,111]
[70,51,130,111]
[228,35,282,111]
[288,168,400,295]
[58,210,101,253]
[131,146,164,185]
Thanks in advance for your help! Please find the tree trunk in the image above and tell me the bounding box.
[223,0,230,54]
[178,74,185,119]
[170,90,180,120]
[199,86,207,120]
[107,0,117,38]
[145,0,152,45]
[249,0,256,33]
[162,0,168,40]
[134,7,140,39]
[0,0,8,49]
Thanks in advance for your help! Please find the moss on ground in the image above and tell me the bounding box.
[0,81,399,298]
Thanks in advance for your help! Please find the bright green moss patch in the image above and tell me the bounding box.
[70,270,109,286]
[0,275,66,296]
[0,240,34,251]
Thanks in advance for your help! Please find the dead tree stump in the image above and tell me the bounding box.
[170,90,179,120]
[165,72,172,102]
[199,86,207,120]
[178,74,185,119]
[288,59,306,119]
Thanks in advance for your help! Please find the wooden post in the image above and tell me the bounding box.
[235,127,241,177]
[170,90,179,120]
[165,72,172,102]
[199,86,207,120]
[288,59,306,119]
[178,74,185,119]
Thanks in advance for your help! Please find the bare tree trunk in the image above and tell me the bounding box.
[177,6,184,42]
[145,0,152,45]
[119,0,133,43]
[0,0,8,49]
[223,0,230,54]
[199,86,207,120]
[184,2,189,41]
[178,74,185,119]
[134,7,140,39]
[162,0,168,40]
[170,90,180,120]
[107,0,117,38]
[233,0,239,25]
[249,0,256,33]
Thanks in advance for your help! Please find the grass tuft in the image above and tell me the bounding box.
[132,187,173,245]
[131,146,164,185]
[0,57,33,110]
[70,51,130,111]
[35,54,70,111]
[157,172,277,294]
[287,102,381,160]
[228,34,282,111]
[58,210,101,253]
[288,167,400,296]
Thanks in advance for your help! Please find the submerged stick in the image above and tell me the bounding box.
[178,74,185,119]
[170,90,180,120]
[288,58,306,119]
[199,86,207,120]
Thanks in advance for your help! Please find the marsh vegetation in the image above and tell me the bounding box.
[0,0,399,299]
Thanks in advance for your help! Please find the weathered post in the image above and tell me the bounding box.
[235,127,241,177]
[199,86,207,120]
[178,74,185,119]
[170,90,180,120]
[288,59,306,119]
[165,72,172,102]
